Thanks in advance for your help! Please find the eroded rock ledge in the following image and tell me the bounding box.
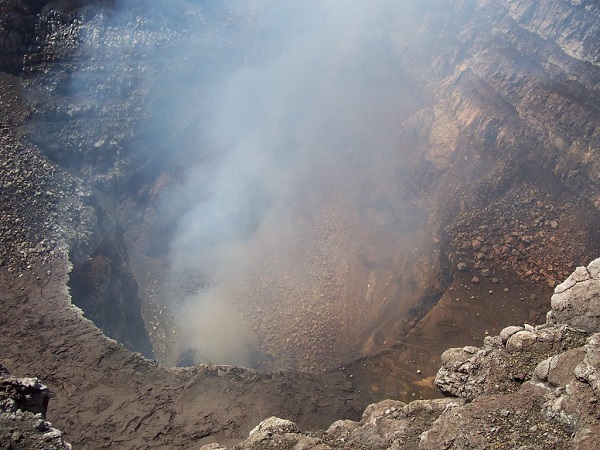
[206,258,600,450]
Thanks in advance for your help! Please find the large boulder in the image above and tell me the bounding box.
[435,325,587,399]
[548,257,600,332]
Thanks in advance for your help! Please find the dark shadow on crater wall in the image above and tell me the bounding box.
[67,197,154,359]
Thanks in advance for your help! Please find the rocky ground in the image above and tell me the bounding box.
[447,182,597,289]
[205,258,600,449]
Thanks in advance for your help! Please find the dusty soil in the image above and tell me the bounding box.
[0,258,368,448]
[0,248,558,449]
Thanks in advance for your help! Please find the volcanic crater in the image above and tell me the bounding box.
[1,0,600,448]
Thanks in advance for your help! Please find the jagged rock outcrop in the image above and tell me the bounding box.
[0,1,82,72]
[434,323,587,399]
[0,363,71,449]
[200,398,465,450]
[0,363,49,416]
[206,258,600,449]
[504,0,600,65]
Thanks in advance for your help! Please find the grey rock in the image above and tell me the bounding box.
[574,333,600,394]
[242,417,329,450]
[0,374,50,417]
[326,419,359,437]
[436,322,587,399]
[532,347,586,387]
[548,257,600,332]
[0,367,70,449]
[35,418,47,432]
[506,330,538,353]
[500,326,524,343]
[248,416,300,436]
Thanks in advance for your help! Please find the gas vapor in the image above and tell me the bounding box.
[165,0,419,367]
[71,0,442,368]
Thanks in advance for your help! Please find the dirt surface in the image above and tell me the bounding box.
[0,258,370,448]
[0,245,560,449]
[341,268,553,404]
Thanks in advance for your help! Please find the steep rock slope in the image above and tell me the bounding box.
[8,0,599,371]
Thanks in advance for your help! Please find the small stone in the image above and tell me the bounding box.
[471,276,480,284]
[35,419,47,432]
[457,262,468,272]
[481,268,491,277]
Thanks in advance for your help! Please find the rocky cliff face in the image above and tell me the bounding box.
[6,0,598,371]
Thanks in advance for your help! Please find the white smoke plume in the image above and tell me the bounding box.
[67,0,447,368]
